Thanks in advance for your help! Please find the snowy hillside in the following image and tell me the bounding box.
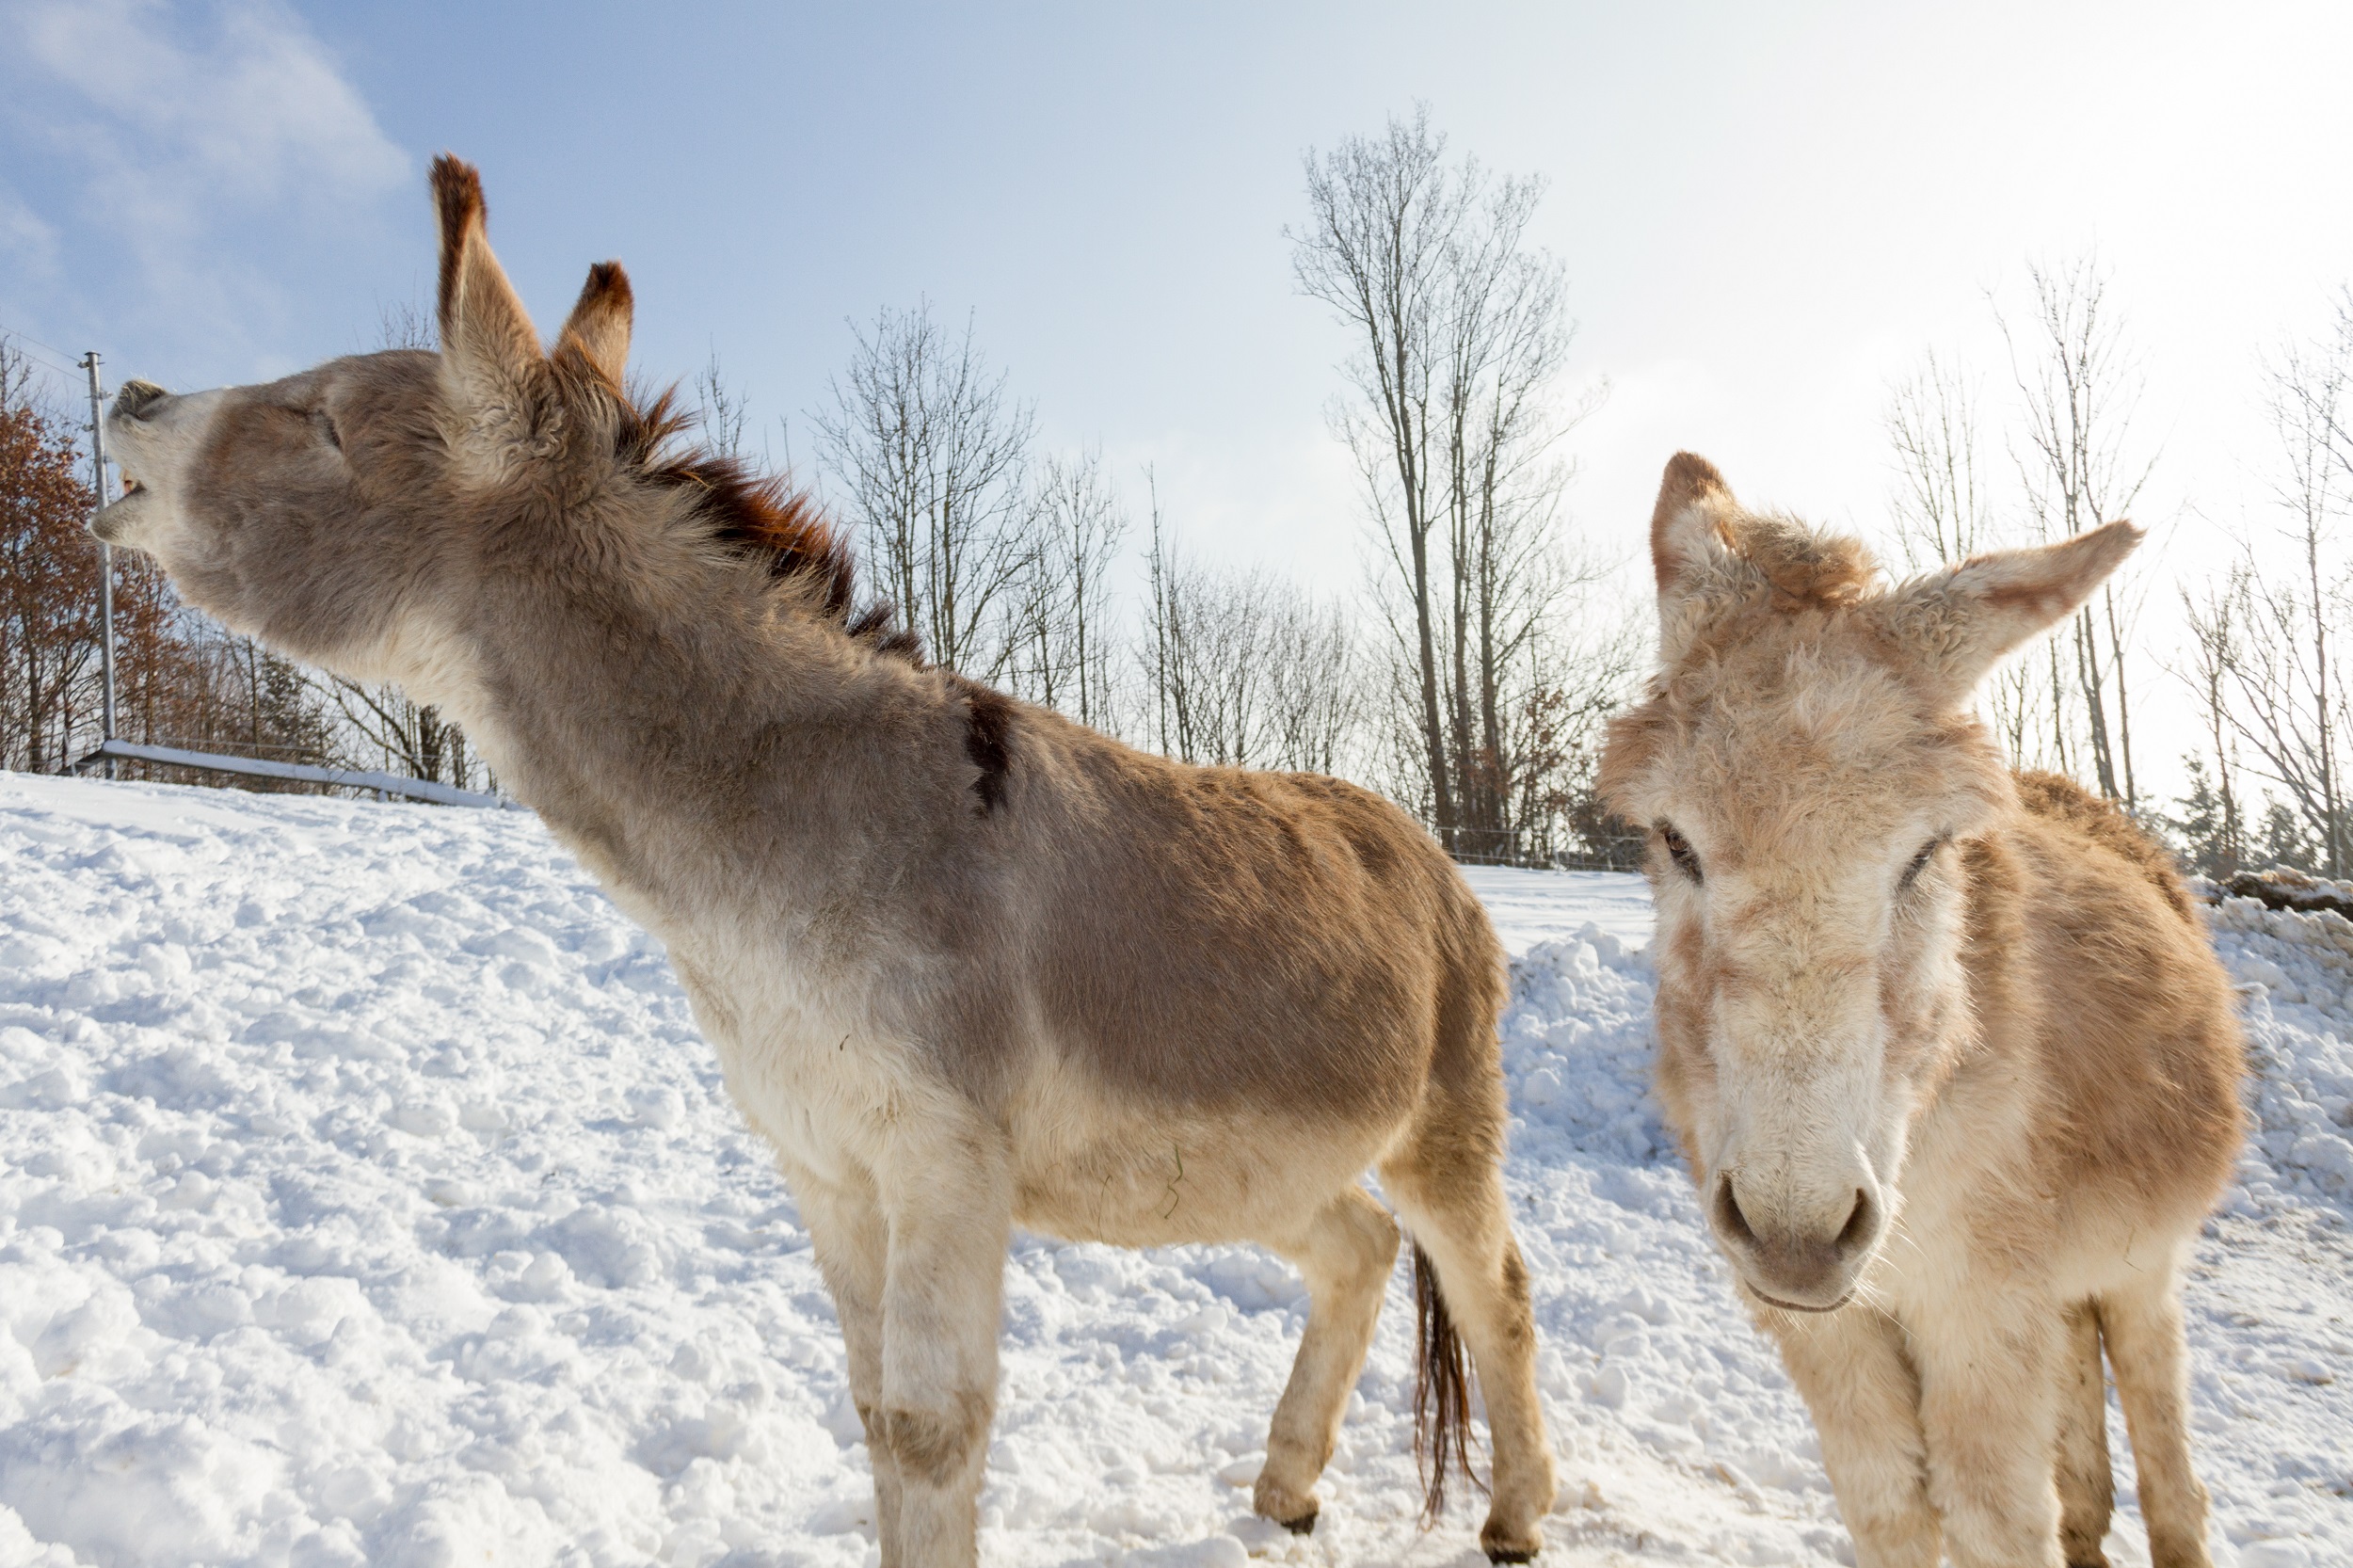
[0,774,2345,1568]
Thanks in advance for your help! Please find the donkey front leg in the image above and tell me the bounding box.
[1766,1304,1940,1568]
[875,1126,1014,1568]
[792,1163,904,1564]
[1911,1287,2067,1568]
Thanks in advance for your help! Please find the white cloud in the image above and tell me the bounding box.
[0,183,60,278]
[0,0,408,377]
[14,0,407,213]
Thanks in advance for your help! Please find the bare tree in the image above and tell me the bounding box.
[1883,349,2064,771]
[2178,312,2353,876]
[1292,105,1602,856]
[1886,349,1993,570]
[694,350,753,460]
[813,302,1035,680]
[2002,257,2155,806]
[1511,614,1645,866]
[1005,446,1127,730]
[1143,504,1361,774]
[2174,576,2247,875]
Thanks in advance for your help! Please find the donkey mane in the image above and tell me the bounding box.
[2012,769,2196,921]
[1726,512,1881,608]
[605,381,920,661]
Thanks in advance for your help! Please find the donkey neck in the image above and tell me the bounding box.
[441,543,923,941]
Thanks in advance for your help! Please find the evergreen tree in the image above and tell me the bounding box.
[2168,753,2242,877]
[2257,799,2316,873]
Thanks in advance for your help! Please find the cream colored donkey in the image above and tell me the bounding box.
[87,158,1555,1564]
[1599,455,2244,1568]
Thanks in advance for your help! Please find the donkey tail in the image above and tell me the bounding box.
[1412,1240,1484,1525]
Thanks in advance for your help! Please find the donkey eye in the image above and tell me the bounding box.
[1657,823,1703,884]
[1899,838,1944,890]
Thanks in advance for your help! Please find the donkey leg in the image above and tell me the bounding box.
[793,1165,904,1565]
[1765,1306,1940,1568]
[1380,1144,1556,1562]
[875,1128,1013,1568]
[2054,1302,2115,1568]
[2098,1270,2212,1568]
[1912,1288,2067,1568]
[1253,1185,1400,1532]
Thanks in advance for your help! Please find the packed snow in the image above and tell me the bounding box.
[0,772,2345,1568]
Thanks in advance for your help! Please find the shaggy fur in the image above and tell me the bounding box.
[87,156,1556,1565]
[1600,454,2243,1568]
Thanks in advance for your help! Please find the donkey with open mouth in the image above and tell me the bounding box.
[87,157,1557,1565]
[1599,455,2243,1568]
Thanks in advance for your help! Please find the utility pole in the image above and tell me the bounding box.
[83,352,117,780]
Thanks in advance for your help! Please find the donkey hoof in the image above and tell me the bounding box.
[1277,1507,1319,1536]
[1481,1524,1542,1563]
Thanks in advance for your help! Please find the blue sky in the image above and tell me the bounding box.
[6,1,2352,792]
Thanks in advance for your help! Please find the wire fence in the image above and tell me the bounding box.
[1445,825,1647,874]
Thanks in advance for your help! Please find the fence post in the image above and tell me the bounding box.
[82,352,117,781]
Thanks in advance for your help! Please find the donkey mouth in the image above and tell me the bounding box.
[1745,1283,1855,1314]
[88,487,155,546]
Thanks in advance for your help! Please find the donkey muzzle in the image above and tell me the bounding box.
[1708,1169,1883,1312]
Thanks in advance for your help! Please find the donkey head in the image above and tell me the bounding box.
[89,157,859,742]
[87,158,647,712]
[1599,453,2137,1312]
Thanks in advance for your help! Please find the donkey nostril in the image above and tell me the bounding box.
[1834,1187,1878,1254]
[113,379,168,419]
[1712,1175,1757,1247]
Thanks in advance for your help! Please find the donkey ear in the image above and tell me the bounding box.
[1885,520,2142,704]
[556,262,632,387]
[1651,452,1737,599]
[1649,452,1743,661]
[431,155,546,455]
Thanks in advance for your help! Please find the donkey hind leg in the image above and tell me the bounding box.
[875,1129,1014,1568]
[1380,1133,1555,1562]
[1252,1186,1401,1533]
[2099,1270,2213,1568]
[1766,1307,1939,1568]
[793,1166,905,1566]
[2055,1302,2115,1568]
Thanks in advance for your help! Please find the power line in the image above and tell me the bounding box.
[0,316,92,376]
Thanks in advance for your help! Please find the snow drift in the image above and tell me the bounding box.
[0,774,2345,1566]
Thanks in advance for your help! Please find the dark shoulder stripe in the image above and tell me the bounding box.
[956,680,1015,814]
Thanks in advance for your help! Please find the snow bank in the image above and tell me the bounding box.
[0,775,2345,1566]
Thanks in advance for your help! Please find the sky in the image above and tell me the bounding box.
[5,0,2351,801]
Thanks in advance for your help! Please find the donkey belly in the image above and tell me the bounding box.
[1008,1094,1399,1249]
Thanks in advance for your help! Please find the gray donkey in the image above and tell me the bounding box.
[88,157,1555,1565]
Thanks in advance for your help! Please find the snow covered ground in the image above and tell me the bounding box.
[0,772,2345,1568]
